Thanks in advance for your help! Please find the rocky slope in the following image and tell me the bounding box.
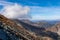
[19,19,60,35]
[0,14,60,40]
[46,22,60,35]
[14,19,59,40]
[0,14,41,40]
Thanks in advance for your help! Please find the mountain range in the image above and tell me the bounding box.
[0,14,60,40]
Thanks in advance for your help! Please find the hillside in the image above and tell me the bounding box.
[14,19,59,40]
[0,14,59,40]
[46,22,60,35]
[0,14,41,40]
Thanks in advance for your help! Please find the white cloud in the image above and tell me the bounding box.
[0,1,30,19]
[0,1,14,6]
[30,6,60,20]
[31,15,60,20]
[0,1,60,21]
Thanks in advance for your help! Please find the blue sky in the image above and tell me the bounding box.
[5,0,60,6]
[0,0,60,20]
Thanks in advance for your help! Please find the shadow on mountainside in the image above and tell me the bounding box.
[14,19,59,40]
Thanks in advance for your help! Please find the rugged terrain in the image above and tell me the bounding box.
[0,14,41,40]
[0,14,60,40]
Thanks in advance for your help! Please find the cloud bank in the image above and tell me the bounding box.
[0,1,30,19]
